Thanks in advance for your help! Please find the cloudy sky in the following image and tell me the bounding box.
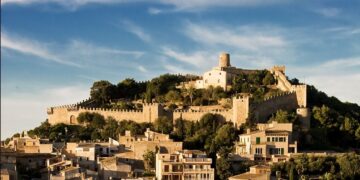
[1,0,360,139]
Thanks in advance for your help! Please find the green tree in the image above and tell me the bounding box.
[210,124,237,154]
[337,153,360,179]
[143,150,156,171]
[117,78,143,99]
[90,80,116,105]
[182,86,195,105]
[101,117,119,139]
[269,109,297,123]
[165,90,181,103]
[216,157,232,180]
[263,71,275,85]
[154,116,173,134]
[355,127,360,141]
[312,105,338,128]
[173,118,185,140]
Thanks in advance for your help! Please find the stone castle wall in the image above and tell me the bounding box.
[173,109,232,122]
[47,65,308,127]
[47,103,163,125]
[251,92,298,123]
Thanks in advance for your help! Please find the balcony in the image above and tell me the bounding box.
[183,168,214,173]
[183,158,212,163]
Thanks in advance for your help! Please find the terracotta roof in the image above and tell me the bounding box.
[229,173,267,179]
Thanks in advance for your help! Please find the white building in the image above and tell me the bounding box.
[156,150,214,180]
[178,52,258,91]
[235,121,297,162]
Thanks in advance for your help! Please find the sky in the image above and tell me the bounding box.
[1,0,360,139]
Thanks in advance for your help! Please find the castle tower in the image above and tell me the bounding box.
[219,52,230,68]
[296,107,310,131]
[232,93,250,127]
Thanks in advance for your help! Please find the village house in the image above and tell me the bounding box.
[156,150,215,180]
[119,128,183,160]
[7,133,53,154]
[228,165,272,180]
[235,121,297,162]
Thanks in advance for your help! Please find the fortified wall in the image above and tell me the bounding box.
[47,102,165,125]
[47,65,309,130]
[172,109,232,122]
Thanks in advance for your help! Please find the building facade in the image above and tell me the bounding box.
[235,121,297,162]
[156,150,214,180]
[119,128,183,160]
[47,53,310,129]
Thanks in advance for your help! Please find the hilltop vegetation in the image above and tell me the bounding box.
[11,72,360,150]
[5,71,360,179]
[88,71,278,109]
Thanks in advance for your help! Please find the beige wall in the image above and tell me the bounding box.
[48,103,163,125]
[173,109,231,122]
[252,92,298,123]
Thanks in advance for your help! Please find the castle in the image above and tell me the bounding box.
[47,53,310,129]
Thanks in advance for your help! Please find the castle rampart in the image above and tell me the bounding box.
[173,109,232,122]
[251,91,298,123]
[47,61,309,129]
[48,103,164,125]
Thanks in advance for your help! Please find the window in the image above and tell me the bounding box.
[267,137,270,142]
[164,165,169,172]
[289,147,295,153]
[272,137,275,142]
[256,137,260,144]
[255,148,262,154]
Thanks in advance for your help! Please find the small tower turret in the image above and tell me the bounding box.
[219,52,230,68]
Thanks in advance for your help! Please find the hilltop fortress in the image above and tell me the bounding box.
[47,53,310,129]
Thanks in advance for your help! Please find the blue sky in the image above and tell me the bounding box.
[1,0,360,139]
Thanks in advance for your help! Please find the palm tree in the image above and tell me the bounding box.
[182,86,195,105]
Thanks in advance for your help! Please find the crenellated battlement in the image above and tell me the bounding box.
[50,98,91,109]
[77,106,143,113]
[257,91,296,104]
[271,65,286,74]
[143,103,160,107]
[47,62,308,127]
[173,109,230,113]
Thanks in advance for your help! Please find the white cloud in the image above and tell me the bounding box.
[314,8,341,18]
[68,40,144,59]
[158,0,288,11]
[1,85,89,139]
[162,47,215,68]
[306,74,360,104]
[322,57,360,68]
[1,32,80,67]
[138,65,148,72]
[148,7,163,14]
[184,22,286,51]
[120,20,152,42]
[1,0,133,10]
[163,64,195,74]
[2,0,288,11]
[1,32,146,71]
[288,56,360,104]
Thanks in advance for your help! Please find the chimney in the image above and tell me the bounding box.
[247,128,251,134]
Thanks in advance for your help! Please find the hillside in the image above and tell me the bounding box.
[8,70,356,151]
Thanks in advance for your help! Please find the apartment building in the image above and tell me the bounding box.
[7,135,53,153]
[156,150,214,180]
[235,121,297,162]
[119,128,183,160]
